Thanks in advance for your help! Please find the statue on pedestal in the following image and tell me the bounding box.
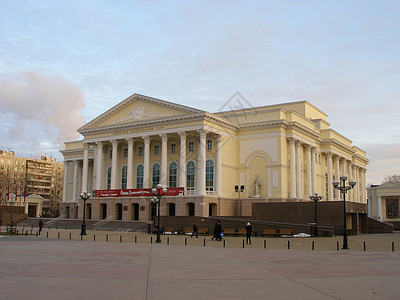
[251,175,261,198]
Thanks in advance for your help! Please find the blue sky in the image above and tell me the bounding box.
[0,0,399,184]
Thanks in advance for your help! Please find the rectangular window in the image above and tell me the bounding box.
[123,148,128,158]
[138,146,144,157]
[171,143,176,154]
[154,145,160,155]
[386,199,399,218]
[207,139,213,151]
[109,150,112,159]
[188,141,194,152]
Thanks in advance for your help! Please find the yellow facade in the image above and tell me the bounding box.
[60,93,368,221]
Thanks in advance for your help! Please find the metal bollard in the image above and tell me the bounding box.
[106,234,108,242]
[135,236,137,243]
[58,232,60,239]
[203,238,206,247]
[151,236,153,244]
[392,242,395,252]
[47,232,49,238]
[243,240,245,248]
[69,232,72,240]
[364,241,366,252]
[312,241,315,250]
[288,240,290,250]
[94,234,96,241]
[167,237,169,245]
[264,240,267,249]
[120,235,122,243]
[185,238,187,246]
[337,241,339,251]
[223,239,226,248]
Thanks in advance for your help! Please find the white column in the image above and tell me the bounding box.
[377,195,382,220]
[72,160,79,202]
[362,169,366,204]
[63,161,69,202]
[334,156,340,200]
[348,162,353,202]
[289,138,296,199]
[355,166,360,203]
[127,138,134,189]
[111,140,119,189]
[368,193,372,217]
[197,129,207,196]
[143,136,151,188]
[88,160,93,193]
[216,135,222,196]
[305,145,312,196]
[95,142,103,190]
[327,152,333,201]
[178,132,187,190]
[160,134,168,186]
[82,143,89,193]
[311,147,317,194]
[295,140,302,199]
[341,158,347,176]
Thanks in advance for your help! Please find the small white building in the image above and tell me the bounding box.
[367,181,400,230]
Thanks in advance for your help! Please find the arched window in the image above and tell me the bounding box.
[187,161,195,191]
[206,159,214,191]
[121,166,127,189]
[107,167,111,189]
[152,163,160,188]
[169,162,177,187]
[136,165,144,189]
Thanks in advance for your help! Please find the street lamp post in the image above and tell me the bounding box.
[309,193,323,237]
[80,191,91,236]
[333,174,356,249]
[151,184,168,243]
[235,185,245,216]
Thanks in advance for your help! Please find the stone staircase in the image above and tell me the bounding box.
[16,218,149,233]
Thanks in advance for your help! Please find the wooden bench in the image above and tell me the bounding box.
[163,227,175,234]
[184,227,209,235]
[223,228,247,235]
[222,228,236,235]
[262,228,293,237]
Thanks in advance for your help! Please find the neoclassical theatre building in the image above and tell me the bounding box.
[60,93,368,222]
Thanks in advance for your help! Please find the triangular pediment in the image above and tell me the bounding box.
[78,94,205,133]
[378,181,400,188]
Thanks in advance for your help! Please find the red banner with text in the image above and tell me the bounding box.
[93,187,184,198]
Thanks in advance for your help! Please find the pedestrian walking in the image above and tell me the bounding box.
[39,219,44,235]
[212,222,218,240]
[191,223,198,238]
[245,222,252,244]
[216,221,223,241]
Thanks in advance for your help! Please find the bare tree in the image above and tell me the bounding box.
[382,174,400,183]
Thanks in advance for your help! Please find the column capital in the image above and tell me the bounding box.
[216,135,222,143]
[111,139,119,146]
[295,140,302,147]
[160,133,168,142]
[126,138,135,146]
[178,132,187,140]
[143,136,151,144]
[198,129,208,138]
[287,137,296,145]
[96,141,103,147]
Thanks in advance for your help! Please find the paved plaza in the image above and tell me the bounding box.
[1,231,400,300]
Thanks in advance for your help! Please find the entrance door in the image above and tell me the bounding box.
[116,203,123,220]
[132,203,139,221]
[100,204,107,219]
[28,205,37,217]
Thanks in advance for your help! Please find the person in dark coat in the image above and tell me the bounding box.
[212,222,218,240]
[245,222,252,244]
[216,221,223,241]
[191,223,198,238]
[39,219,44,235]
